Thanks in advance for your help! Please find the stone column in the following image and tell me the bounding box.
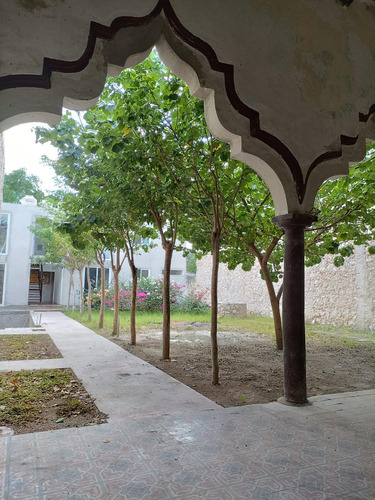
[273,213,317,406]
[0,133,4,209]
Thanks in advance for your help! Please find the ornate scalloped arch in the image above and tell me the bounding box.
[1,0,375,215]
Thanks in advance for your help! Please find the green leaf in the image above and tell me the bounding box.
[112,142,124,153]
[333,255,345,267]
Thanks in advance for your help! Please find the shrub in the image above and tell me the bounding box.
[85,277,210,313]
[136,277,182,311]
[180,286,210,313]
[84,286,103,310]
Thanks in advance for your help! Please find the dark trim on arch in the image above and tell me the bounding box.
[0,2,164,91]
[304,134,359,182]
[164,2,375,201]
[162,1,307,200]
[1,0,374,202]
[359,104,375,122]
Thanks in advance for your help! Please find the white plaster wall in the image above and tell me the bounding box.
[118,238,187,286]
[197,247,375,330]
[2,202,45,306]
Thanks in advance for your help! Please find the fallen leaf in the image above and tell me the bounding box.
[10,379,19,392]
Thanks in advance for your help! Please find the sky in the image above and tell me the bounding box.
[3,123,59,192]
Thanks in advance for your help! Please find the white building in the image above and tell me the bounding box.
[0,197,188,307]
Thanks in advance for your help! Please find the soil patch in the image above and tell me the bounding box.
[0,368,107,435]
[0,334,62,361]
[112,322,375,407]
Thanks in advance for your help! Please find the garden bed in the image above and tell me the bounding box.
[0,334,62,361]
[0,368,107,434]
[113,322,375,407]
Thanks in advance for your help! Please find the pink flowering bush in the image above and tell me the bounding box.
[180,286,210,313]
[86,278,210,313]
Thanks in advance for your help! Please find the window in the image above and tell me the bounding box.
[171,270,183,276]
[33,237,45,256]
[31,220,45,256]
[162,269,183,276]
[137,268,150,279]
[135,237,150,246]
[84,267,109,289]
[0,214,9,254]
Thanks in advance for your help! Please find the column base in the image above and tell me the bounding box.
[277,396,312,407]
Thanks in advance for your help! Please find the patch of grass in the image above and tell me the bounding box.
[65,310,211,334]
[0,334,62,361]
[0,369,74,426]
[0,368,106,433]
[56,398,89,417]
[65,309,375,347]
[305,323,375,347]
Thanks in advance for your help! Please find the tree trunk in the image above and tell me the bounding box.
[68,270,74,310]
[162,242,173,360]
[98,262,106,328]
[86,263,92,322]
[112,270,120,337]
[249,239,283,350]
[129,262,137,345]
[78,267,84,316]
[210,230,220,385]
[259,262,283,350]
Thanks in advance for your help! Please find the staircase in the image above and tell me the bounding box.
[28,266,43,304]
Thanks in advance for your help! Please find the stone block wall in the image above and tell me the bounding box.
[218,302,247,318]
[196,245,375,330]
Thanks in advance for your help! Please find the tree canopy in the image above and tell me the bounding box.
[34,52,375,363]
[3,168,45,204]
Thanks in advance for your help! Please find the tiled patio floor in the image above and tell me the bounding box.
[0,313,374,499]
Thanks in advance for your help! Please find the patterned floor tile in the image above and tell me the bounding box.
[227,475,286,499]
[159,462,222,497]
[278,466,353,499]
[104,472,161,499]
[7,468,40,499]
[45,483,104,500]
[39,460,99,495]
[300,442,343,466]
[146,444,197,471]
[2,392,375,499]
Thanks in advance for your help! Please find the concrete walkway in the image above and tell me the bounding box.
[0,312,374,499]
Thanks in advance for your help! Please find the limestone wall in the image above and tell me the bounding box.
[196,246,375,330]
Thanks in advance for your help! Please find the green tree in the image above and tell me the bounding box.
[79,55,194,359]
[221,174,284,350]
[176,149,252,384]
[36,112,157,341]
[3,168,45,204]
[223,142,375,350]
[186,253,197,274]
[30,210,92,313]
[305,145,375,266]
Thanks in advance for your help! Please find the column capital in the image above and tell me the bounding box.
[273,213,317,230]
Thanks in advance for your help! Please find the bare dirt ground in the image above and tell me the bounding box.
[112,322,375,407]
